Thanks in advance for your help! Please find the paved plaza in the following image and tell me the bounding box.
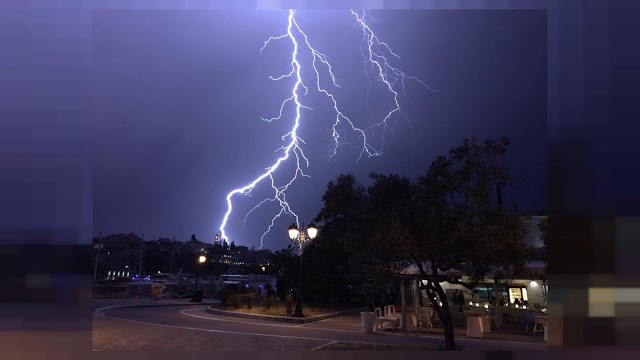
[92,299,547,351]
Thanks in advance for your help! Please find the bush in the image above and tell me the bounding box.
[219,286,235,305]
[244,292,259,310]
[262,296,274,311]
[285,293,295,314]
[225,293,240,308]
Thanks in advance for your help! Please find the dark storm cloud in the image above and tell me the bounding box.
[92,10,547,249]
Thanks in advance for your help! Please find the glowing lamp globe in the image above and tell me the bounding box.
[288,223,299,240]
[306,222,318,239]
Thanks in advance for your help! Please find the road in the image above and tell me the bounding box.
[93,305,548,351]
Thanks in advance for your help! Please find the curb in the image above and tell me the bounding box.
[205,306,366,324]
[93,301,219,317]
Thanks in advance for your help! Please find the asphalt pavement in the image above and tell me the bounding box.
[93,303,548,351]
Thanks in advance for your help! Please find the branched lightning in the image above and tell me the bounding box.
[351,9,436,144]
[219,9,432,249]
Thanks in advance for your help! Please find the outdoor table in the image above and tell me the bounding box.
[481,313,491,333]
[465,313,484,338]
[404,311,417,331]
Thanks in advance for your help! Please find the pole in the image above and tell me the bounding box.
[216,235,221,281]
[401,280,406,332]
[93,232,103,282]
[137,234,144,298]
[192,272,200,302]
[293,226,305,317]
[169,236,175,277]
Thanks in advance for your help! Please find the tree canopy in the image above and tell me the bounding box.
[313,137,532,350]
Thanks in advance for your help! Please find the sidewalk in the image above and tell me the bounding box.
[288,311,547,351]
[93,299,546,350]
[92,298,220,316]
[297,312,547,350]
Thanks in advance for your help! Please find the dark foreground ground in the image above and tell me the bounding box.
[92,300,547,351]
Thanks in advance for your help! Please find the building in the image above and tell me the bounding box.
[399,215,548,309]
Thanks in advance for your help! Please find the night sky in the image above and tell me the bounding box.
[92,10,547,250]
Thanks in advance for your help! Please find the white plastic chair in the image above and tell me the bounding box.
[374,307,398,331]
[418,307,433,329]
[533,315,546,334]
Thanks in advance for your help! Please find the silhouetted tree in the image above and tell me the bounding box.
[269,245,298,300]
[315,137,531,350]
[538,217,548,262]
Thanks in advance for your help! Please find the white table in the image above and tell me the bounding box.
[481,315,491,333]
[466,315,484,338]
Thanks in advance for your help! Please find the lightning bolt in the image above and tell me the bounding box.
[219,10,431,249]
[351,9,436,145]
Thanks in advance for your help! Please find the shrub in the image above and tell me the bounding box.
[225,293,240,308]
[219,286,234,305]
[262,296,274,311]
[285,293,295,314]
[244,292,258,310]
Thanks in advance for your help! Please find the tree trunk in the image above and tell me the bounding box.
[441,309,456,350]
[493,279,502,328]
[435,285,456,350]
[416,261,460,351]
[330,280,334,308]
[426,281,457,350]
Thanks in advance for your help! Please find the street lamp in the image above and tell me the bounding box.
[287,222,318,317]
[215,234,222,280]
[192,253,207,302]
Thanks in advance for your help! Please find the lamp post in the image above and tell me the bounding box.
[215,234,222,281]
[93,232,103,282]
[192,253,207,302]
[287,222,318,317]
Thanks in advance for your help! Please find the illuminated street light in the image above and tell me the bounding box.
[192,253,207,303]
[287,222,318,317]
